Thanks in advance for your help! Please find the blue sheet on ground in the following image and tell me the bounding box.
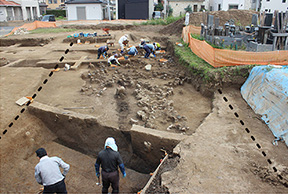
[241,65,288,147]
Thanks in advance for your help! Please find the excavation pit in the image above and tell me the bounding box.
[0,36,213,192]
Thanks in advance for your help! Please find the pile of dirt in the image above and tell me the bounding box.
[163,9,258,35]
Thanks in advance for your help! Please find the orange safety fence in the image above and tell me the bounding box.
[5,21,56,36]
[182,25,288,67]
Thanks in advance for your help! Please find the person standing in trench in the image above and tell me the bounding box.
[34,148,70,194]
[95,137,126,194]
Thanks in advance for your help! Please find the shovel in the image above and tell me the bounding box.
[96,177,102,186]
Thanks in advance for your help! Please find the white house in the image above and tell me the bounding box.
[260,0,288,13]
[0,0,40,21]
[169,0,207,17]
[12,0,40,20]
[0,0,22,21]
[65,0,108,21]
[209,0,251,11]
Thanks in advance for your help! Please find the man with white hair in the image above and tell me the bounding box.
[95,137,126,193]
[118,34,129,54]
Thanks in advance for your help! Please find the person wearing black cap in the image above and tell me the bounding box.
[35,148,70,194]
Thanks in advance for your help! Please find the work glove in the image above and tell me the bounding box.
[123,172,126,178]
[96,172,100,178]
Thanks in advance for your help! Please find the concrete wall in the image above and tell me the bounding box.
[261,0,288,13]
[211,0,248,11]
[67,4,103,20]
[0,7,7,21]
[169,1,206,17]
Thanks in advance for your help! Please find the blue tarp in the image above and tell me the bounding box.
[241,65,288,146]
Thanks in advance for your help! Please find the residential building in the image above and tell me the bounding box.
[0,0,40,21]
[38,0,48,15]
[45,0,64,10]
[65,0,108,20]
[260,0,288,13]
[0,0,22,21]
[209,0,251,11]
[168,0,206,17]
[116,0,154,19]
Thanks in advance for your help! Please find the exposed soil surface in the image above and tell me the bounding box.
[1,10,287,194]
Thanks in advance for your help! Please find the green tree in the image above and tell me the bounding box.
[168,5,173,16]
[184,5,192,13]
[154,3,164,11]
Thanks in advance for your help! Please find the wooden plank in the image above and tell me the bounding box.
[71,56,87,70]
[16,97,30,106]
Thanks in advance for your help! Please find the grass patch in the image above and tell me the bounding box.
[138,16,183,25]
[29,28,77,34]
[56,16,67,20]
[174,39,256,83]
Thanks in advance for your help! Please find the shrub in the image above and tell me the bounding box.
[46,10,66,17]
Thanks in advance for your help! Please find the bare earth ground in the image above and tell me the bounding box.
[1,15,288,194]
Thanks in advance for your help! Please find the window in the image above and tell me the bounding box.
[228,4,238,10]
[61,0,64,3]
[200,5,205,11]
[283,0,286,3]
[193,4,197,12]
[218,4,221,11]
[267,0,270,2]
[48,0,52,4]
[53,0,57,3]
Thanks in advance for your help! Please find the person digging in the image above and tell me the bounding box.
[107,54,121,66]
[97,45,109,59]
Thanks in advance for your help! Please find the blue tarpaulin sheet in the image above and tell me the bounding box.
[241,65,288,146]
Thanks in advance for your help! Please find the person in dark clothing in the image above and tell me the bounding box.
[97,45,109,59]
[95,137,126,194]
[143,43,152,59]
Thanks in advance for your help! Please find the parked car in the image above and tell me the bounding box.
[41,15,56,22]
[152,11,162,19]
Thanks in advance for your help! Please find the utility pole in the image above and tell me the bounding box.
[107,0,111,20]
[163,0,167,18]
[256,0,259,11]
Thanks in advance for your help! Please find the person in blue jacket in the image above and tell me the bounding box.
[97,45,109,59]
[127,46,138,56]
[95,137,126,194]
[146,43,156,57]
[142,42,155,59]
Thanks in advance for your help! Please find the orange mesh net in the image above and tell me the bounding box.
[182,26,288,67]
[6,21,56,36]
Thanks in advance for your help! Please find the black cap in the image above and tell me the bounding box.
[36,148,47,158]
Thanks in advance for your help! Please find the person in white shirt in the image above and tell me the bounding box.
[34,148,70,194]
[118,34,129,54]
[108,54,121,66]
[185,11,190,26]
